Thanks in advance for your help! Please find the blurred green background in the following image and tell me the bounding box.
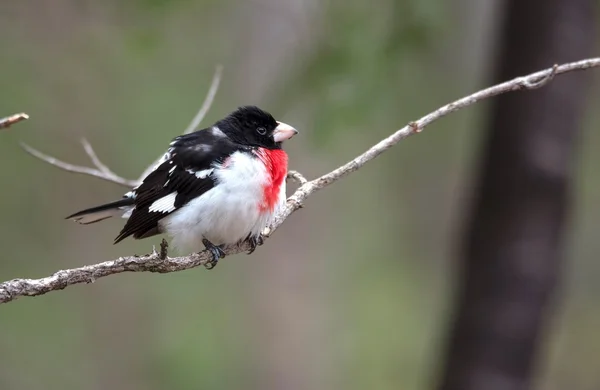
[0,1,599,389]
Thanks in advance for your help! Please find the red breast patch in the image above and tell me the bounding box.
[255,148,288,213]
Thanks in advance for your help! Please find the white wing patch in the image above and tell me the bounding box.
[149,192,178,213]
[186,168,214,179]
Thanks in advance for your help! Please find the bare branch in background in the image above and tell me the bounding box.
[136,65,223,182]
[1,58,599,304]
[19,65,224,189]
[183,65,223,135]
[80,138,119,179]
[20,142,139,188]
[0,113,29,129]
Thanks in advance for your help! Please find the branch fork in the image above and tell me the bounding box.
[518,63,559,89]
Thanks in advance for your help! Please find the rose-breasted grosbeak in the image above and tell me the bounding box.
[66,106,298,268]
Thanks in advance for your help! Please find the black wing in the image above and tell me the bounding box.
[114,128,239,243]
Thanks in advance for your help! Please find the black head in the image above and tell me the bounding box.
[216,106,297,149]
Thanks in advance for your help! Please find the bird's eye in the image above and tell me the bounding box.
[256,127,267,135]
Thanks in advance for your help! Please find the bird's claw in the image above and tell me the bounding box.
[159,239,169,260]
[246,234,264,255]
[202,238,225,270]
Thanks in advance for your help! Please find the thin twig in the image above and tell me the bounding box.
[183,65,223,135]
[519,64,559,89]
[80,138,116,176]
[287,170,308,185]
[20,142,139,187]
[136,65,223,182]
[0,113,29,129]
[2,57,599,304]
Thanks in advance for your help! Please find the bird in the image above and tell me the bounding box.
[66,105,298,268]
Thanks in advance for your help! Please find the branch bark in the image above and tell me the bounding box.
[1,58,599,304]
[0,113,29,129]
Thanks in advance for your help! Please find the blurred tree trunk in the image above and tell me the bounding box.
[437,1,596,390]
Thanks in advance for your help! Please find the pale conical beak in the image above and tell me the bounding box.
[273,121,298,143]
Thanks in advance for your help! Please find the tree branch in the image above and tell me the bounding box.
[2,58,599,304]
[0,113,29,129]
[182,65,223,136]
[20,141,139,188]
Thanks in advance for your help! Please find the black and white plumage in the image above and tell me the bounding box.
[67,106,298,266]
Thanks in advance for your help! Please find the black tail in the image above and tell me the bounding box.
[66,197,135,225]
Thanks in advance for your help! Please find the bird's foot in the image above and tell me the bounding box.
[202,238,225,270]
[246,234,264,255]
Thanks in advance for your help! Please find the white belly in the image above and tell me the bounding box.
[159,151,285,251]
